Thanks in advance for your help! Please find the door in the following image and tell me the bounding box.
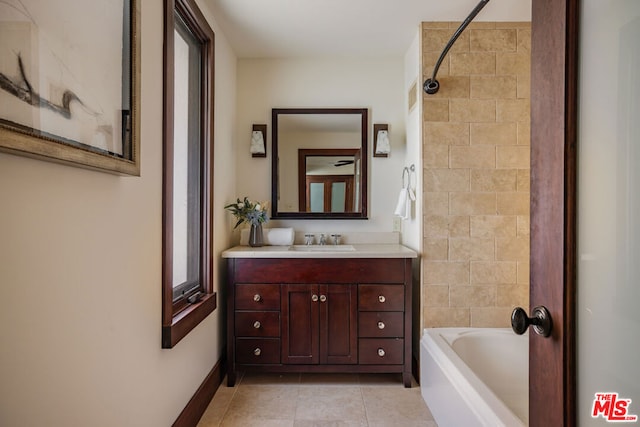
[531,1,640,425]
[282,284,319,364]
[529,0,579,425]
[319,285,357,364]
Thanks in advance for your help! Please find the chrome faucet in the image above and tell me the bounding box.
[331,234,342,245]
[319,233,327,245]
[304,233,314,245]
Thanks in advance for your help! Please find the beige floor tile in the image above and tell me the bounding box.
[357,373,405,386]
[222,385,298,423]
[197,385,236,426]
[239,372,301,386]
[300,373,360,386]
[294,421,368,427]
[221,418,294,427]
[295,387,366,421]
[361,386,434,424]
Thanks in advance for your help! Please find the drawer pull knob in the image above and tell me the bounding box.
[319,295,327,302]
[377,321,385,329]
[377,348,386,357]
[312,294,319,302]
[253,321,261,329]
[253,294,261,302]
[254,348,261,356]
[378,295,386,303]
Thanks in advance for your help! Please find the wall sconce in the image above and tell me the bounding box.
[374,124,390,157]
[250,124,267,157]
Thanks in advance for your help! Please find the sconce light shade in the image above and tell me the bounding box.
[251,124,267,157]
[374,124,390,157]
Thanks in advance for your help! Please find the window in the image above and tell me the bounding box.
[162,0,215,348]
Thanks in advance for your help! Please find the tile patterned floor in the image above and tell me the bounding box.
[197,372,438,427]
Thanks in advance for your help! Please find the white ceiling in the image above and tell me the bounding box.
[205,0,531,58]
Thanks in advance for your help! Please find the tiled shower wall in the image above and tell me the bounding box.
[421,22,531,328]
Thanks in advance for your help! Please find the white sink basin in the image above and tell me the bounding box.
[290,244,356,252]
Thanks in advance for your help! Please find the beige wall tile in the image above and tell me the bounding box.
[496,52,531,76]
[496,22,532,29]
[424,169,470,192]
[496,145,530,169]
[450,285,496,307]
[450,99,496,123]
[496,236,530,261]
[424,192,449,215]
[517,261,530,285]
[497,99,530,122]
[497,192,529,215]
[517,169,530,191]
[423,51,450,78]
[423,144,449,168]
[428,76,470,99]
[424,238,448,260]
[424,122,470,145]
[470,76,517,99]
[424,261,470,284]
[450,52,496,75]
[518,74,531,99]
[422,22,450,30]
[470,307,513,327]
[423,29,469,53]
[450,145,496,168]
[423,99,450,122]
[470,215,517,238]
[465,22,497,30]
[517,28,532,53]
[450,192,497,215]
[517,121,531,145]
[423,285,449,307]
[497,284,529,307]
[517,215,530,237]
[449,237,495,261]
[424,307,470,328]
[470,29,517,52]
[424,215,470,238]
[471,169,517,192]
[471,261,517,284]
[470,123,517,145]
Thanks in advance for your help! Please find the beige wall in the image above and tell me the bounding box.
[0,1,237,426]
[421,22,531,328]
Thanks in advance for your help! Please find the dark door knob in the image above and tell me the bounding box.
[511,306,553,337]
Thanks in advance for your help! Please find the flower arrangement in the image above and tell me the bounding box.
[224,197,269,229]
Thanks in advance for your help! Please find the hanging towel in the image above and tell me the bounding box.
[394,188,409,219]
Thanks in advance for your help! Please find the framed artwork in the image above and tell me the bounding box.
[0,0,140,175]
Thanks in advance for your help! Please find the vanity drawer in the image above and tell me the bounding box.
[358,285,404,311]
[358,338,404,365]
[235,338,281,364]
[235,311,280,337]
[235,284,280,310]
[358,312,403,338]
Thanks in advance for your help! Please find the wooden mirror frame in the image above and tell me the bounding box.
[271,108,368,219]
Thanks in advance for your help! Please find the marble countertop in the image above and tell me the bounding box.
[221,244,418,259]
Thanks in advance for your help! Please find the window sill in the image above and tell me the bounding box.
[162,292,217,348]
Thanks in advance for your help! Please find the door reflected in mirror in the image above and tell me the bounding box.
[272,108,368,219]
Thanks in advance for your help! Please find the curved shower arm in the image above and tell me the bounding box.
[423,0,490,95]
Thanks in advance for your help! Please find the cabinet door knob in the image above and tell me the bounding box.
[319,295,327,302]
[312,294,319,302]
[254,348,261,356]
[253,321,261,329]
[253,294,261,302]
[378,295,386,303]
[377,348,386,357]
[377,321,385,329]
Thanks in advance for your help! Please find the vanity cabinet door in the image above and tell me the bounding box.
[281,284,357,365]
[282,284,319,364]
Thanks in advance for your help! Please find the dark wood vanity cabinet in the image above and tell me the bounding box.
[226,257,413,387]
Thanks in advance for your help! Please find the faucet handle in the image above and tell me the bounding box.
[304,233,314,245]
[331,234,342,245]
[319,233,326,245]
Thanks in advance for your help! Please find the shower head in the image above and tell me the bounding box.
[423,0,490,95]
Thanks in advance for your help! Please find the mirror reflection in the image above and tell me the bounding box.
[271,108,368,219]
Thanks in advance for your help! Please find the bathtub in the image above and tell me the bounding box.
[420,328,528,427]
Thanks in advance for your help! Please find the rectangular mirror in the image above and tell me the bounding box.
[271,108,368,219]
